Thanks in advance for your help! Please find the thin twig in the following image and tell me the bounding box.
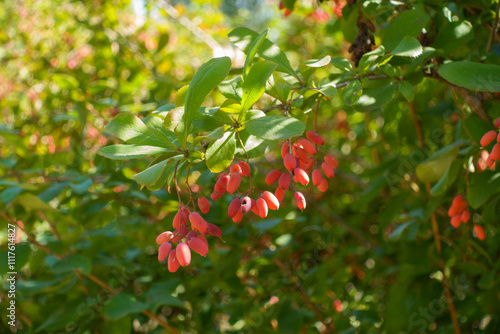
[235,129,252,192]
[487,0,500,53]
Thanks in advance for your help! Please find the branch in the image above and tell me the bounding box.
[487,0,500,53]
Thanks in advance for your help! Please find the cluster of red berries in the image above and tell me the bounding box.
[278,1,292,17]
[155,205,222,272]
[479,117,500,169]
[447,195,485,240]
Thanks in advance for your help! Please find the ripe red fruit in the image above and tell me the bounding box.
[197,234,208,247]
[158,242,172,262]
[230,163,242,175]
[211,190,223,200]
[333,299,343,312]
[480,130,497,147]
[227,172,242,194]
[474,225,486,240]
[238,161,251,177]
[452,195,463,207]
[215,174,229,192]
[261,191,280,210]
[256,198,268,218]
[317,178,328,192]
[295,147,309,162]
[324,155,339,169]
[250,198,260,215]
[284,9,292,17]
[307,131,325,145]
[284,153,297,170]
[275,186,286,202]
[450,214,461,228]
[228,198,242,218]
[176,243,191,266]
[298,138,316,155]
[495,117,500,128]
[321,162,335,178]
[188,237,209,256]
[312,169,322,186]
[281,142,289,159]
[208,223,222,237]
[294,168,310,185]
[156,231,174,245]
[447,205,460,217]
[186,231,198,240]
[303,157,314,171]
[173,211,181,229]
[490,143,500,161]
[168,250,180,272]
[279,173,291,189]
[497,132,500,143]
[189,212,208,234]
[266,169,282,185]
[232,209,244,223]
[241,196,252,214]
[294,191,306,210]
[461,210,471,223]
[486,155,495,168]
[279,0,284,10]
[197,197,210,214]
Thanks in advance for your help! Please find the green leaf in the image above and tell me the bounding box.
[205,131,236,173]
[392,36,422,57]
[220,99,241,114]
[381,7,430,51]
[228,27,296,79]
[433,20,473,55]
[174,85,189,107]
[438,62,500,92]
[219,76,243,102]
[330,57,352,72]
[430,160,461,196]
[468,171,500,209]
[105,114,169,148]
[304,56,331,68]
[240,60,278,118]
[358,46,385,72]
[98,145,175,160]
[146,280,185,312]
[389,220,416,241]
[353,82,395,111]
[37,299,89,331]
[52,73,79,89]
[315,83,337,98]
[245,116,305,140]
[48,254,92,275]
[182,57,232,147]
[398,81,415,102]
[104,293,148,320]
[243,28,269,79]
[416,144,461,183]
[134,155,182,187]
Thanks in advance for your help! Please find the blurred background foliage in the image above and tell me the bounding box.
[1,0,500,333]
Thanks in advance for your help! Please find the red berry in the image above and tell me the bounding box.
[306,131,324,145]
[227,172,242,194]
[211,190,223,200]
[158,242,172,262]
[284,9,292,17]
[284,153,297,170]
[186,231,198,240]
[317,178,328,192]
[250,198,260,215]
[486,155,495,168]
[261,191,280,210]
[495,117,500,128]
[450,214,461,228]
[294,191,306,210]
[265,169,282,185]
[275,186,286,202]
[215,174,229,192]
[324,155,339,169]
[295,147,309,163]
[321,162,335,178]
[232,209,244,223]
[189,212,208,234]
[279,173,291,189]
[447,206,460,217]
[197,197,210,214]
[230,163,242,175]
[156,231,174,245]
[473,225,486,240]
[238,161,251,177]
[188,237,209,256]
[168,250,180,272]
[497,132,500,143]
[241,196,252,214]
[228,198,242,218]
[480,130,497,147]
[298,138,316,155]
[294,168,310,185]
[208,223,222,237]
[281,142,289,159]
[490,143,500,161]
[312,169,322,186]
[197,234,209,247]
[256,198,268,218]
[173,211,181,229]
[176,243,191,266]
[452,195,463,208]
[461,210,471,223]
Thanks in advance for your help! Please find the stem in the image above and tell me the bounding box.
[487,0,500,53]
[173,159,182,205]
[235,129,252,193]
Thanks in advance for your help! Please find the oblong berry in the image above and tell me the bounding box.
[452,195,463,208]
[241,196,252,214]
[497,132,500,143]
[256,198,268,218]
[480,130,497,147]
[188,237,209,256]
[312,169,322,186]
[275,186,286,202]
[281,142,289,159]
[298,138,316,155]
[495,117,500,128]
[156,231,174,245]
[450,214,461,228]
[208,223,222,237]
[186,231,198,240]
[447,205,460,217]
[215,174,229,192]
[486,155,495,168]
[284,153,297,171]
[306,131,324,145]
[232,209,244,223]
[261,191,280,210]
[197,197,210,214]
[228,198,242,218]
[321,162,334,178]
[168,250,180,272]
[490,143,500,161]
[189,212,208,234]
[227,172,242,194]
[211,190,223,201]
[324,155,339,169]
[474,225,486,240]
[461,210,471,223]
[279,173,291,189]
[294,168,310,185]
[294,191,306,210]
[317,178,328,192]
[176,243,191,266]
[295,147,309,163]
[230,163,242,175]
[265,169,282,185]
[250,198,260,215]
[158,242,172,262]
[173,211,181,229]
[238,161,251,177]
[197,234,208,247]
